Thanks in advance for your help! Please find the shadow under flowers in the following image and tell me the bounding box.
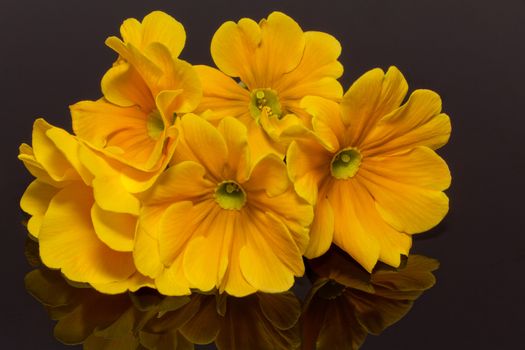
[24,239,438,350]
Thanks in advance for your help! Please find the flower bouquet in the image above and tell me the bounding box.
[19,11,450,349]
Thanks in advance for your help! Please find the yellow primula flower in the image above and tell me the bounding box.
[135,114,313,297]
[195,11,343,161]
[70,11,201,200]
[287,66,451,271]
[19,119,152,294]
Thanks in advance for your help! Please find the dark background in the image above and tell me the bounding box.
[1,0,524,349]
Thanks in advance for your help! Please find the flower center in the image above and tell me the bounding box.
[331,148,362,180]
[146,110,165,140]
[249,89,282,119]
[318,280,347,300]
[214,181,247,210]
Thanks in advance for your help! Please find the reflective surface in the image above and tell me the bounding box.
[25,238,438,349]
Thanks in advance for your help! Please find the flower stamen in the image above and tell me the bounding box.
[331,148,362,180]
[214,181,247,210]
[249,88,282,119]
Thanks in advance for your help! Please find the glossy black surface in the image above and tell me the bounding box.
[2,0,524,348]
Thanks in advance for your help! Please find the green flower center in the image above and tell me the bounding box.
[146,110,165,140]
[214,181,246,210]
[331,148,362,180]
[249,88,282,119]
[318,280,347,300]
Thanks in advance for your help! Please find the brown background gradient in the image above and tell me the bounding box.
[1,0,524,348]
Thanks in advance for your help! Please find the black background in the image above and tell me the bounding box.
[1,0,524,349]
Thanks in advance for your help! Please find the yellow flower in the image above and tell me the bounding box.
[302,247,439,350]
[287,66,451,271]
[19,119,152,293]
[70,11,201,201]
[135,114,313,297]
[195,11,343,161]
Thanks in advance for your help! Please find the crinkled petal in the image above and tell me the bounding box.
[276,31,343,102]
[341,66,408,145]
[217,117,251,181]
[363,89,450,155]
[172,114,228,181]
[211,12,305,88]
[20,180,59,238]
[327,180,381,272]
[91,203,136,252]
[39,184,135,284]
[194,65,251,119]
[358,147,450,234]
[240,209,304,292]
[304,196,334,258]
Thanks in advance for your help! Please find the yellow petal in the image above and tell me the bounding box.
[159,201,214,266]
[91,203,136,252]
[39,184,135,284]
[92,272,154,295]
[217,117,251,182]
[140,11,186,58]
[31,119,80,183]
[359,147,450,234]
[341,66,408,145]
[244,154,290,197]
[240,209,303,292]
[247,158,313,253]
[101,61,154,109]
[328,180,381,272]
[301,96,345,151]
[276,31,343,102]
[211,12,304,88]
[20,180,59,238]
[244,116,286,163]
[304,197,334,258]
[19,143,56,185]
[350,179,412,267]
[194,65,251,119]
[172,114,228,181]
[134,206,165,278]
[286,139,332,205]
[155,257,191,296]
[71,99,166,170]
[144,161,214,205]
[362,146,451,191]
[183,208,233,292]
[363,90,450,155]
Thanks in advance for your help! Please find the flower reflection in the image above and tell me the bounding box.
[302,246,439,350]
[25,239,438,349]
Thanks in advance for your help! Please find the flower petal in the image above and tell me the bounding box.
[327,180,381,272]
[20,180,59,238]
[363,90,450,155]
[276,31,343,102]
[172,114,228,181]
[211,12,305,88]
[341,66,408,146]
[240,209,304,292]
[358,147,450,234]
[304,196,334,258]
[39,184,135,284]
[183,208,233,292]
[244,154,290,197]
[91,203,136,252]
[194,65,251,119]
[286,139,332,205]
[217,117,251,182]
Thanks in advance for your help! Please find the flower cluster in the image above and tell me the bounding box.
[19,11,450,298]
